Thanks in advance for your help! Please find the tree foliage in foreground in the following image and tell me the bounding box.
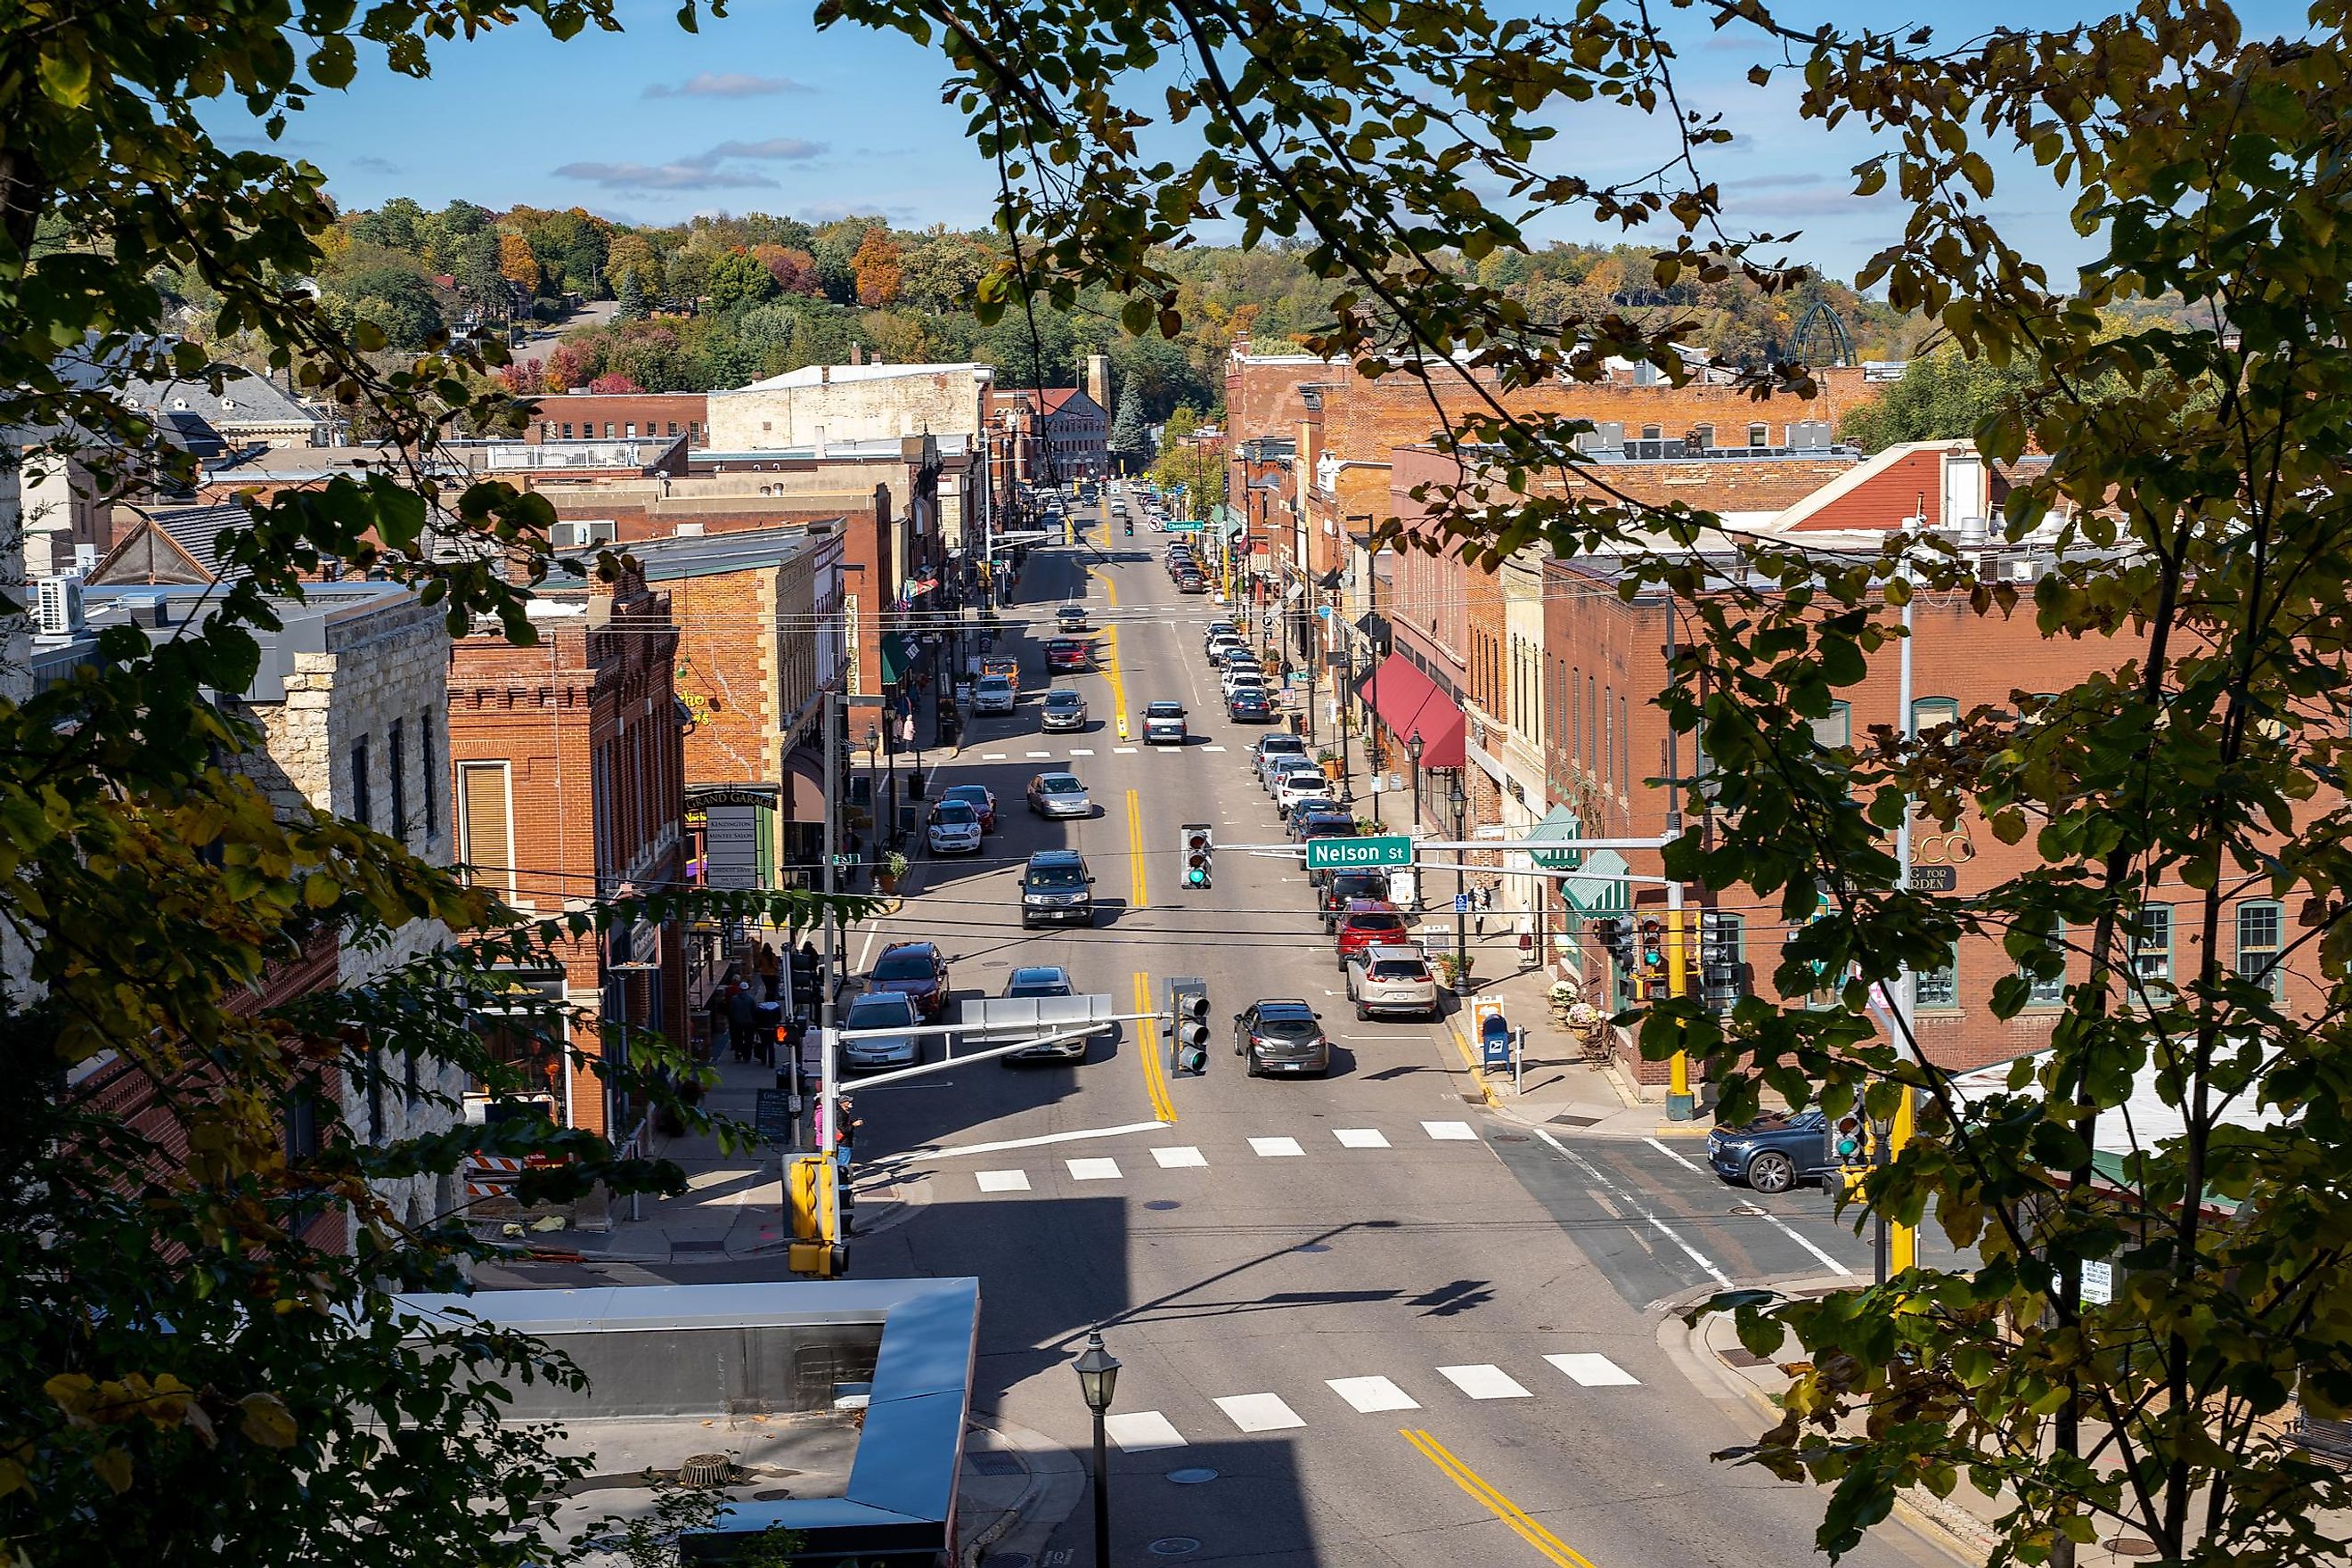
[804,0,2352,1559]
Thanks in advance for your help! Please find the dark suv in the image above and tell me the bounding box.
[868,941,951,1021]
[1318,869,1392,930]
[1020,849,1097,928]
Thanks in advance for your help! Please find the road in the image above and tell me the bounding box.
[502,495,1949,1568]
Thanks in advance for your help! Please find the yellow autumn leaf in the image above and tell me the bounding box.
[238,1392,298,1450]
[91,1450,132,1495]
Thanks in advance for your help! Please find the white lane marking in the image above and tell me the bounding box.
[1333,1128,1391,1149]
[1071,748,1096,756]
[1115,747,1139,755]
[975,1170,1031,1193]
[1027,751,1052,759]
[854,927,878,973]
[1249,1136,1305,1158]
[1535,1127,1732,1286]
[1105,1411,1187,1451]
[1546,1352,1641,1387]
[1067,1157,1123,1180]
[1422,1120,1478,1141]
[1327,1376,1420,1413]
[1214,1392,1305,1433]
[982,753,1009,761]
[1644,1137,1853,1277]
[880,1120,1170,1164]
[1151,1146,1209,1169]
[1203,745,1229,753]
[1438,1364,1531,1400]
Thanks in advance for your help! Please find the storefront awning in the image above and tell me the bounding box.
[1524,804,1583,870]
[784,755,826,823]
[1558,848,1629,917]
[1356,653,1466,770]
[880,631,912,685]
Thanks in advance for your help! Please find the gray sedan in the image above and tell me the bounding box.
[1026,772,1093,819]
[1041,689,1089,731]
[840,991,920,1071]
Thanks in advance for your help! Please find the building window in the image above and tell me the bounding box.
[1691,422,1714,450]
[2022,920,2068,1008]
[690,421,701,441]
[1811,700,1850,749]
[388,719,409,839]
[457,763,513,896]
[625,421,637,437]
[1619,694,1629,797]
[2130,903,2173,986]
[560,422,573,439]
[349,737,371,828]
[1641,424,1662,441]
[1571,667,1582,763]
[668,421,680,437]
[1912,696,1961,736]
[1915,945,1960,1009]
[1603,685,1614,793]
[419,711,437,837]
[1748,422,1771,447]
[2236,900,2285,998]
[540,421,551,439]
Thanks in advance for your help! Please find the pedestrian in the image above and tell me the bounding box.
[705,983,732,1062]
[726,984,761,1065]
[755,940,781,1002]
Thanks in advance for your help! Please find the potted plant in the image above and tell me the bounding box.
[876,850,909,894]
[1318,747,1342,782]
[1435,951,1475,993]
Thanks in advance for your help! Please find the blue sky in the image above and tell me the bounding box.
[274,0,2315,285]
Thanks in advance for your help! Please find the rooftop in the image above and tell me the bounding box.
[719,361,993,395]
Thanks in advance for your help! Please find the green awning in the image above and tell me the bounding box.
[1524,804,1584,871]
[880,632,911,685]
[1559,848,1629,917]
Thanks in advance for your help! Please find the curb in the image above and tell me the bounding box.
[958,1413,1047,1568]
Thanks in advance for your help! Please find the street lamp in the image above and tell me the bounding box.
[1073,1330,1122,1567]
[1407,730,1425,833]
[1448,771,1468,992]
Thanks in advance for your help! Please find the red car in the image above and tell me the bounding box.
[1334,900,1412,970]
[1046,638,1093,672]
[941,783,996,831]
[869,940,952,1021]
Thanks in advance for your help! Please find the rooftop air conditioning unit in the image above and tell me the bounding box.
[37,574,86,636]
[674,521,706,537]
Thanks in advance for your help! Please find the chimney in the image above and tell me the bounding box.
[1084,354,1109,412]
[850,342,865,367]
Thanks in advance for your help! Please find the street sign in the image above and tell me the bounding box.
[830,853,860,868]
[1454,893,1472,914]
[1165,519,1204,532]
[1304,835,1412,870]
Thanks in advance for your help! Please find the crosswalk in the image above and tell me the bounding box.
[964,1121,1482,1194]
[970,746,1234,763]
[1103,1353,1644,1452]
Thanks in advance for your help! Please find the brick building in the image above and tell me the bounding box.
[706,360,992,453]
[445,564,687,1141]
[526,391,709,446]
[992,387,1109,481]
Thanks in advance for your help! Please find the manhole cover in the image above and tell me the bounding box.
[1294,1241,1330,1254]
[1144,1199,1181,1211]
[1730,1203,1768,1217]
[1494,1133,1529,1143]
[2104,1540,2159,1559]
[1148,1539,1202,1556]
[1165,1467,1219,1485]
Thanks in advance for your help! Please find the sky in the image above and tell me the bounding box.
[268,0,2318,287]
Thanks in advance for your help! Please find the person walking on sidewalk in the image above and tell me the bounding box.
[726,984,761,1065]
[755,941,781,1002]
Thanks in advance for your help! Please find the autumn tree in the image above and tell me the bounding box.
[496,230,540,297]
[851,227,902,308]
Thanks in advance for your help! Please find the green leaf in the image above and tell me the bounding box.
[38,47,93,108]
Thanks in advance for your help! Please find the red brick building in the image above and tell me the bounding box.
[445,564,687,1139]
[526,391,709,446]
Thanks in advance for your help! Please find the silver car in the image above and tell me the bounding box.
[1041,690,1088,731]
[840,991,920,1070]
[1027,772,1092,819]
[1345,944,1441,1020]
[974,674,1016,715]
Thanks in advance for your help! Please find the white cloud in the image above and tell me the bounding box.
[552,160,781,192]
[643,72,816,99]
[707,138,829,161]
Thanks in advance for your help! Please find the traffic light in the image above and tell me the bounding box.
[1592,916,1636,970]
[1168,976,1211,1076]
[1700,911,1747,1012]
[1180,823,1213,890]
[787,1154,845,1278]
[1638,918,1669,1000]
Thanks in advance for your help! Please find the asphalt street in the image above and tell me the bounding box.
[495,496,1953,1568]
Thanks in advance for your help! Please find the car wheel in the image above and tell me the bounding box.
[1746,1150,1797,1195]
[1233,1033,1245,1057]
[1356,1001,1370,1022]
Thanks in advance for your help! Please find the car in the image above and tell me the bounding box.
[1334,900,1412,968]
[1046,638,1093,673]
[1318,869,1392,929]
[840,990,920,1071]
[1143,700,1187,745]
[1345,945,1440,1020]
[1233,999,1331,1078]
[998,966,1101,1063]
[1228,689,1273,723]
[1264,755,1323,799]
[1204,620,1239,647]
[1041,689,1089,731]
[1251,733,1310,782]
[1056,604,1090,633]
[1020,849,1096,928]
[974,674,1017,716]
[1707,1109,1836,1194]
[926,799,984,855]
[1216,646,1262,673]
[942,782,997,831]
[1274,772,1338,819]
[868,941,951,1021]
[1292,808,1358,846]
[979,655,1021,692]
[1207,640,1248,669]
[1221,669,1267,701]
[1176,574,1209,594]
[1026,772,1093,819]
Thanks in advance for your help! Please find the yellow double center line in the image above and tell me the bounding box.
[1132,969,1175,1123]
[1401,1429,1603,1568]
[1091,568,1129,735]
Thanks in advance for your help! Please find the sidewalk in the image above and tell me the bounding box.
[956,1412,1088,1567]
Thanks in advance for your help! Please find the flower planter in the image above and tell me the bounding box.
[876,871,900,894]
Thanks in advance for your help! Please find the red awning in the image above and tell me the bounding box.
[1359,653,1466,769]
[784,755,827,822]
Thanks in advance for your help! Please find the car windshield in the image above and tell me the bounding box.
[979,677,1011,692]
[845,994,914,1027]
[1347,911,1406,933]
[947,787,988,804]
[872,950,936,981]
[1337,876,1390,897]
[1369,960,1430,982]
[1252,1012,1320,1041]
[1027,863,1087,889]
[934,803,976,824]
[1046,692,1081,707]
[1040,774,1082,794]
[1263,739,1306,755]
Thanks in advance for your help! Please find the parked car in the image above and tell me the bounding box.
[1344,944,1440,1020]
[974,674,1017,716]
[1026,772,1093,819]
[1228,689,1273,723]
[868,941,951,1021]
[1252,733,1310,785]
[840,990,920,1071]
[1233,999,1331,1078]
[1334,900,1412,968]
[1318,869,1392,929]
[1056,603,1090,633]
[1221,666,1267,700]
[1203,620,1239,649]
[1206,633,1246,661]
[1707,1109,1835,1194]
[999,965,1099,1062]
[1041,689,1089,731]
[1142,700,1188,745]
[1274,772,1338,820]
[1046,638,1093,673]
[1292,809,1359,846]
[942,782,997,831]
[1176,574,1208,594]
[1020,849,1097,928]
[926,799,984,855]
[1264,755,1324,799]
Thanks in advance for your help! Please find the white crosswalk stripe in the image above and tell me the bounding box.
[1422,1120,1478,1141]
[1070,748,1096,755]
[1439,1364,1531,1400]
[975,1170,1031,1193]
[1114,747,1139,755]
[981,753,1008,760]
[1105,1411,1186,1451]
[1213,1392,1304,1433]
[1546,1353,1640,1387]
[1333,1128,1390,1148]
[1066,1157,1123,1180]
[1026,750,1052,758]
[1327,1376,1420,1413]
[1249,1136,1305,1157]
[1203,745,1229,753]
[1151,1146,1209,1168]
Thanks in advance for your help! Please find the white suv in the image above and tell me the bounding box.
[1345,944,1440,1020]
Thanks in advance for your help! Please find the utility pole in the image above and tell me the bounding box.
[819,686,841,1242]
[1888,548,1919,1277]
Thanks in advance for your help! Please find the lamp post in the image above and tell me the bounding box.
[1449,771,1468,992]
[1407,730,1425,833]
[1074,1330,1122,1567]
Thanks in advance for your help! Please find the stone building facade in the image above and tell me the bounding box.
[705,361,992,453]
